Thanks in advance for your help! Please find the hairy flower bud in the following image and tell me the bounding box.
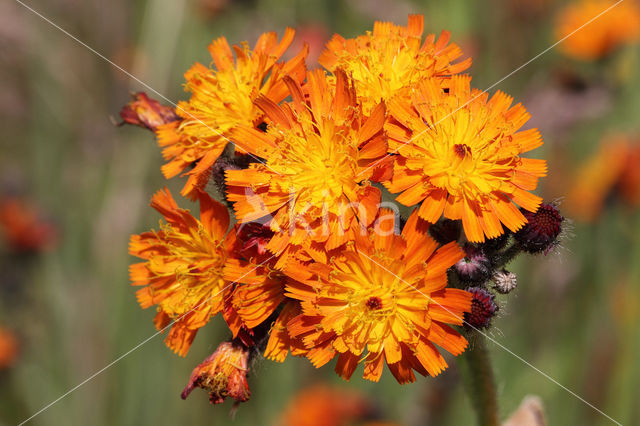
[119,92,179,131]
[453,244,492,284]
[212,155,255,206]
[464,287,498,330]
[515,203,564,254]
[429,219,461,244]
[480,231,511,252]
[492,269,517,294]
[181,341,250,404]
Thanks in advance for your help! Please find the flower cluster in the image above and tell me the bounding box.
[122,14,552,405]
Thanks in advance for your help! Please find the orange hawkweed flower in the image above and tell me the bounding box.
[129,188,233,356]
[0,197,57,253]
[0,327,18,369]
[567,136,640,221]
[119,92,179,131]
[157,29,308,199]
[319,14,470,114]
[225,69,389,259]
[181,340,250,404]
[555,0,640,61]
[279,384,381,426]
[385,75,547,242]
[285,209,472,383]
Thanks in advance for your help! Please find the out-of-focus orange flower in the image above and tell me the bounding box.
[181,340,250,404]
[319,14,470,114]
[617,143,640,207]
[196,0,230,18]
[385,75,546,242]
[288,23,329,66]
[129,188,233,356]
[225,69,389,261]
[555,0,640,61]
[156,30,308,200]
[567,136,640,221]
[279,384,379,426]
[0,197,57,253]
[119,92,179,131]
[0,327,18,369]
[284,209,471,383]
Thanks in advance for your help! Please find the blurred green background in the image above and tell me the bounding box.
[1,0,640,425]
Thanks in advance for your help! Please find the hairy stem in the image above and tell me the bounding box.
[459,333,500,426]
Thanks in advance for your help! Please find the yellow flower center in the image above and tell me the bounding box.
[323,252,424,349]
[407,105,518,199]
[268,126,361,214]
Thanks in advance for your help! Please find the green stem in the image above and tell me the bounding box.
[459,333,500,426]
[492,242,522,269]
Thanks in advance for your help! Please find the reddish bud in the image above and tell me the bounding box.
[119,92,179,131]
[515,203,563,254]
[181,341,250,405]
[429,219,461,244]
[464,287,498,330]
[453,244,491,284]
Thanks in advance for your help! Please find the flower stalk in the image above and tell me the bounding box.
[459,332,500,426]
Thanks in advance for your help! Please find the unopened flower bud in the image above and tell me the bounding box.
[492,269,517,294]
[119,92,179,131]
[464,287,498,330]
[429,219,461,244]
[181,341,251,405]
[212,155,255,205]
[453,244,491,284]
[480,231,511,252]
[515,203,563,254]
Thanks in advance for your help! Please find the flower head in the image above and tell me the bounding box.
[385,75,547,242]
[515,203,563,254]
[453,244,491,284]
[156,29,308,199]
[279,384,378,426]
[285,209,472,383]
[0,327,18,369]
[492,269,517,294]
[181,340,250,404]
[119,92,179,131]
[555,0,640,61]
[319,14,470,114]
[129,188,232,356]
[225,69,389,258]
[566,136,640,221]
[464,287,498,330]
[0,197,58,253]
